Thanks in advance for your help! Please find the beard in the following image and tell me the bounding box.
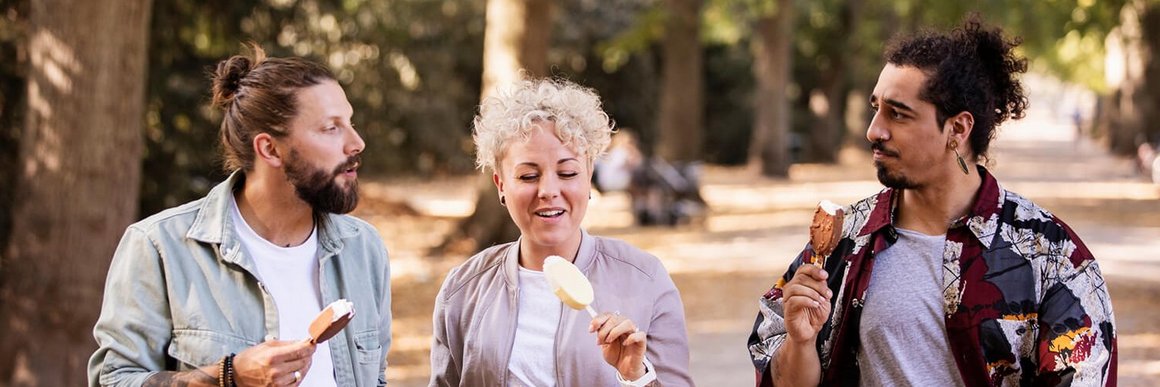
[871,141,918,189]
[284,150,361,214]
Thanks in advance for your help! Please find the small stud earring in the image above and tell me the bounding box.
[950,139,969,175]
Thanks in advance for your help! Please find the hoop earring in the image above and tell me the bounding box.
[950,139,969,175]
[499,195,506,207]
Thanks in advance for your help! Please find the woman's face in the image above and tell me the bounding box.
[493,122,591,259]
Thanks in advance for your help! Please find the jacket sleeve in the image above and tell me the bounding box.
[87,226,172,387]
[646,264,694,387]
[1034,222,1117,386]
[428,269,461,387]
[746,248,812,387]
[376,238,392,387]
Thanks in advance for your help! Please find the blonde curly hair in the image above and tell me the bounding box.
[473,78,615,173]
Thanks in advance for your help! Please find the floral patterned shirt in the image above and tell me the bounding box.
[747,166,1117,386]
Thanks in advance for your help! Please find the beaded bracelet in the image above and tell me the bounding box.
[219,353,236,387]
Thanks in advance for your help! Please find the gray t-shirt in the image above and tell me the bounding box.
[857,227,965,387]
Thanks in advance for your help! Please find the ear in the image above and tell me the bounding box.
[945,111,974,151]
[492,171,504,197]
[253,133,284,168]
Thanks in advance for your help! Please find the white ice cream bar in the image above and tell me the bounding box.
[308,299,355,344]
[819,199,842,215]
[328,299,355,321]
[543,255,598,317]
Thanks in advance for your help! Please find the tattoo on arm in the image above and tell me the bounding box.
[142,367,217,387]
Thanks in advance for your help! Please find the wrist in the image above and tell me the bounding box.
[218,353,236,387]
[787,333,817,345]
[616,357,657,387]
[620,363,646,381]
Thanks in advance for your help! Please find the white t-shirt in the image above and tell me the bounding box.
[230,197,336,387]
[507,267,562,387]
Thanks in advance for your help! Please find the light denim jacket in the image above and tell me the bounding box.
[88,172,391,387]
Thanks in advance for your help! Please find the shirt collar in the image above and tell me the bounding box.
[187,171,352,254]
[504,229,596,288]
[859,165,1003,243]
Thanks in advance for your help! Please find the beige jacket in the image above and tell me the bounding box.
[429,231,693,386]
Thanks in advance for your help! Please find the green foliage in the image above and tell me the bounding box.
[141,0,487,215]
[870,0,1127,90]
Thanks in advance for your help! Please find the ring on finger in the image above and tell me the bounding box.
[293,370,302,383]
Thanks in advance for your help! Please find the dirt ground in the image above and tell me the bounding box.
[357,113,1160,386]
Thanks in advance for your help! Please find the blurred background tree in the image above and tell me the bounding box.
[0,0,150,384]
[0,0,1154,384]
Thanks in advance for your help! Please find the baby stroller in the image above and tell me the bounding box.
[629,157,708,226]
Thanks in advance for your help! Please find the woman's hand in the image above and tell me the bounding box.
[590,312,648,380]
[232,339,316,386]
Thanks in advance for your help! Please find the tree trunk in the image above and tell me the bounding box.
[480,0,553,98]
[1136,3,1160,146]
[437,0,554,255]
[0,0,29,254]
[749,0,795,177]
[0,0,150,384]
[806,0,861,163]
[656,0,704,163]
[1104,0,1158,155]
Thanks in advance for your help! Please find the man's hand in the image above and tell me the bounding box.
[590,312,648,380]
[768,264,833,387]
[233,339,316,386]
[782,264,832,344]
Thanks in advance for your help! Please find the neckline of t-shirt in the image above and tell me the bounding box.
[229,194,317,252]
[893,226,947,240]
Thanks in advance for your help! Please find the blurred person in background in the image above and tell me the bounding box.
[89,44,391,387]
[593,129,643,194]
[429,78,693,386]
[747,17,1117,386]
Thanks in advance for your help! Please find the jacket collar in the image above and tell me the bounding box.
[186,171,356,259]
[502,229,596,288]
[859,165,1004,243]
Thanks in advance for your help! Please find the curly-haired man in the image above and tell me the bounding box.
[747,17,1117,386]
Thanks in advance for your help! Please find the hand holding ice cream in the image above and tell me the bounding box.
[544,255,649,381]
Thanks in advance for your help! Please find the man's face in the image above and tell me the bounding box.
[866,64,954,189]
[282,80,365,214]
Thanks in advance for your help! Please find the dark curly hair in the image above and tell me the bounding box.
[884,15,1029,160]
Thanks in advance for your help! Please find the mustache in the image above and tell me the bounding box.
[870,141,899,157]
[332,155,362,175]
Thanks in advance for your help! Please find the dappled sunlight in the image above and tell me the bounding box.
[23,30,82,176]
[29,30,79,94]
[1115,332,1160,380]
[1120,333,1160,349]
[407,198,473,218]
[702,180,881,213]
[1006,180,1160,201]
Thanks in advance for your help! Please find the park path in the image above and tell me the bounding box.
[363,102,1160,385]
